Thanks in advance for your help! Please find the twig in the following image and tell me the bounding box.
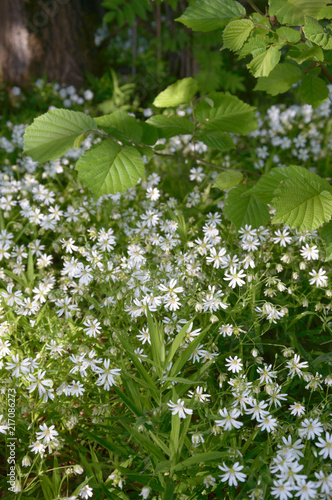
[192,155,261,177]
[246,0,264,16]
[319,64,332,84]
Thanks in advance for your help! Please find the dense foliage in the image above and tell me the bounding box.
[1,1,332,499]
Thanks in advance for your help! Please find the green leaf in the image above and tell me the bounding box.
[196,130,234,150]
[196,92,257,135]
[254,62,302,95]
[223,19,254,51]
[303,16,332,48]
[276,26,301,42]
[169,325,211,378]
[24,109,98,163]
[213,170,243,190]
[163,480,176,500]
[320,220,332,261]
[113,385,143,417]
[173,451,226,471]
[27,248,34,288]
[95,110,143,143]
[147,308,165,370]
[272,177,332,231]
[238,37,270,59]
[287,44,324,64]
[75,142,144,198]
[120,423,166,463]
[170,413,181,458]
[165,319,193,366]
[248,165,331,204]
[298,75,329,108]
[176,0,245,32]
[269,0,330,26]
[247,165,306,203]
[224,184,270,229]
[247,46,281,78]
[147,115,194,138]
[153,78,198,108]
[141,122,160,145]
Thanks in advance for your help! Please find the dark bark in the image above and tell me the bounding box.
[0,0,103,86]
[0,0,32,83]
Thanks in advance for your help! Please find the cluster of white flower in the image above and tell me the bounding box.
[0,89,331,499]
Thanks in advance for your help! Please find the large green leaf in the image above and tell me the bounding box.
[320,220,332,261]
[95,110,143,143]
[276,26,301,43]
[195,92,257,135]
[75,142,144,198]
[287,44,324,64]
[223,19,254,51]
[272,177,332,231]
[303,16,332,48]
[24,109,98,163]
[224,184,270,229]
[298,75,329,109]
[238,37,270,59]
[254,62,302,96]
[269,0,330,25]
[213,170,243,190]
[247,165,332,203]
[153,78,198,108]
[176,0,245,32]
[247,46,281,78]
[196,130,234,150]
[146,115,194,138]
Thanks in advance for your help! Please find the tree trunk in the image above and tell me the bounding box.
[0,0,103,86]
[0,0,32,83]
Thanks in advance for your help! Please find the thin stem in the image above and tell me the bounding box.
[246,0,264,16]
[319,64,332,84]
[192,155,261,177]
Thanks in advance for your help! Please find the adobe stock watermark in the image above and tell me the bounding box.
[7,388,17,494]
[28,0,71,33]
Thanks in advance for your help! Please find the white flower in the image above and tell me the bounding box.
[0,415,8,434]
[224,266,246,288]
[314,470,332,494]
[270,479,293,500]
[36,423,58,443]
[68,380,85,397]
[146,187,160,201]
[94,360,121,390]
[218,462,246,486]
[29,440,46,454]
[225,356,243,374]
[286,354,308,378]
[299,244,319,261]
[298,418,323,440]
[190,167,205,182]
[292,479,317,500]
[272,229,292,247]
[188,386,211,403]
[167,399,193,419]
[308,268,328,287]
[206,247,227,269]
[83,318,102,338]
[289,402,306,417]
[79,484,93,499]
[203,475,216,488]
[139,486,151,499]
[257,414,278,432]
[315,432,332,459]
[215,408,243,430]
[245,400,269,421]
